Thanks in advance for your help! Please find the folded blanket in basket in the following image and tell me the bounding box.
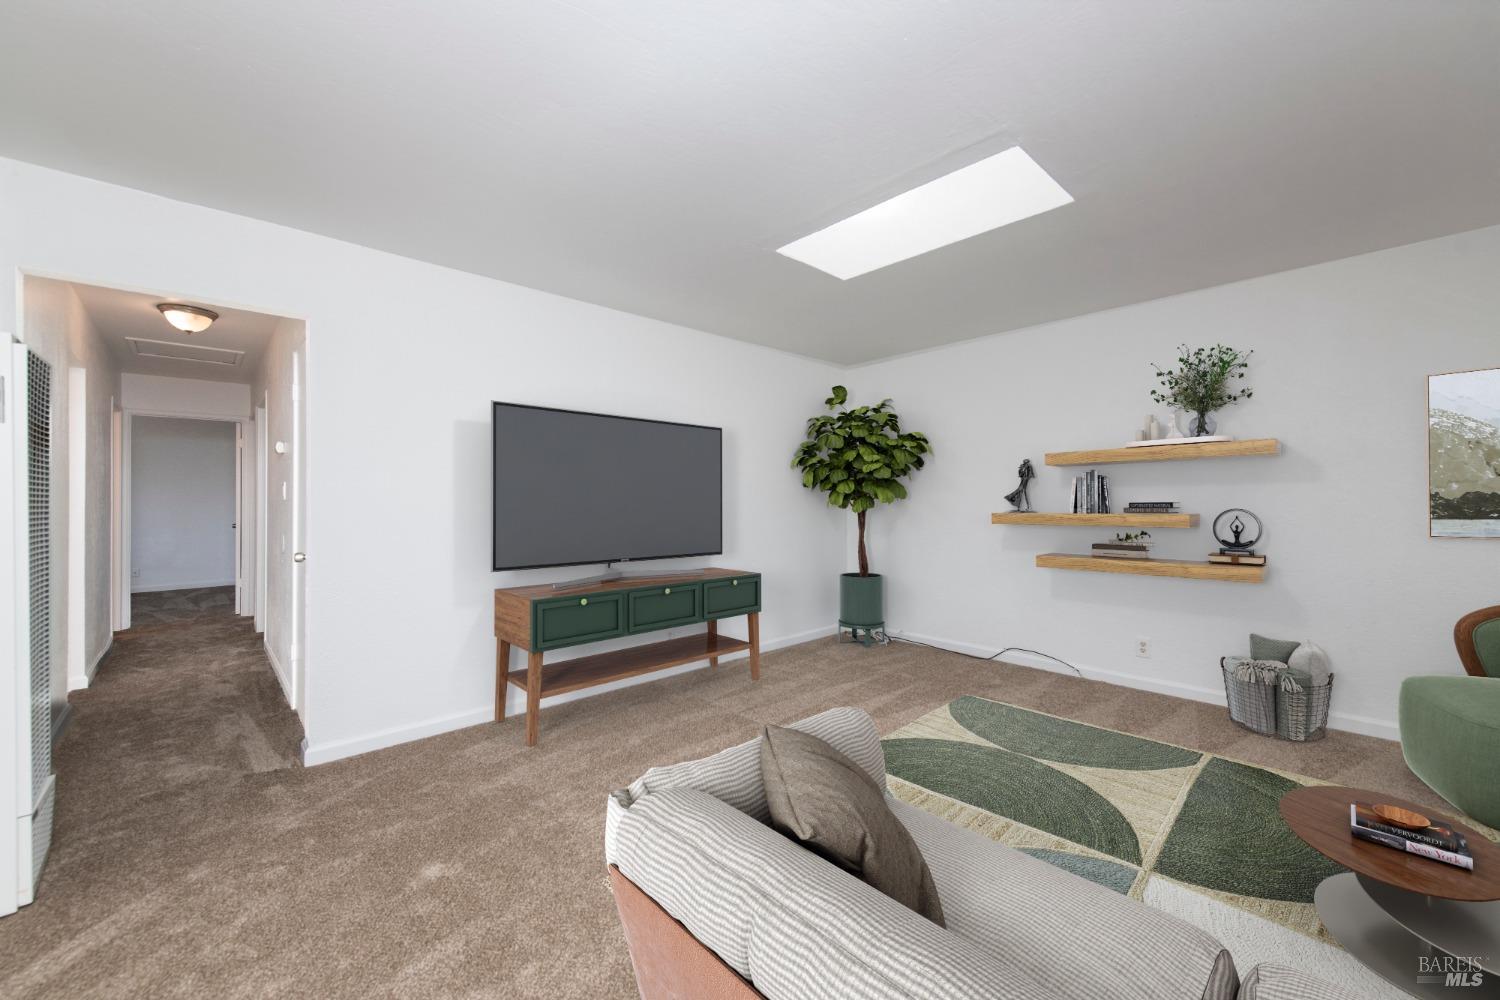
[1227,658,1283,685]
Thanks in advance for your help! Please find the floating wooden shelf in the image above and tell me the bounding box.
[1045,438,1281,467]
[1036,552,1265,582]
[506,632,751,698]
[991,512,1198,528]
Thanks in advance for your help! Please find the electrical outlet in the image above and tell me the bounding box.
[1136,636,1151,658]
[131,569,140,579]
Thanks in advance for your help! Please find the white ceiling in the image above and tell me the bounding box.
[3,2,1497,365]
[71,282,279,384]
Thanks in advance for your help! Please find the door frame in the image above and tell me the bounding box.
[109,402,121,633]
[120,409,249,623]
[254,397,267,635]
[233,421,243,615]
[290,349,305,715]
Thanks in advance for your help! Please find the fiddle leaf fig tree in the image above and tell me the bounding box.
[792,385,931,577]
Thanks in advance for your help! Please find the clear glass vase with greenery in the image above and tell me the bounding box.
[1150,344,1254,437]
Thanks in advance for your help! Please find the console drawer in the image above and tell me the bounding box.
[703,576,760,619]
[628,584,702,632]
[534,593,626,650]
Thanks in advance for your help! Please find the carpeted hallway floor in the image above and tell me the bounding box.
[0,599,1443,999]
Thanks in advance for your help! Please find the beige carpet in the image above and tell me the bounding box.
[0,600,1443,999]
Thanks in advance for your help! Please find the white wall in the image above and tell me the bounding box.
[19,277,118,709]
[121,372,250,419]
[128,417,237,592]
[1,158,846,764]
[854,224,1500,738]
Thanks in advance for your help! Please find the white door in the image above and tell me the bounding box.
[254,402,267,634]
[290,351,305,715]
[110,405,122,632]
[233,422,243,615]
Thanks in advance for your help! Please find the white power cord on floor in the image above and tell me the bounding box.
[887,633,1085,678]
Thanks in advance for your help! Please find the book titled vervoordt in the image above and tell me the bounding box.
[1350,803,1474,871]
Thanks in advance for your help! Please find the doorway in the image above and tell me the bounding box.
[127,416,238,608]
[4,276,308,916]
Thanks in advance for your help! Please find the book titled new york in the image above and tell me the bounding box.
[1349,803,1474,870]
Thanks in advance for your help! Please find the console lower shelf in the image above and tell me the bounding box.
[506,632,751,698]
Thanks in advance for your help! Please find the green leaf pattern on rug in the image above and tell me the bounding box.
[884,738,1143,864]
[949,696,1202,771]
[1154,758,1347,902]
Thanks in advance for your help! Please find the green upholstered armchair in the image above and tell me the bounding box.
[1398,605,1500,828]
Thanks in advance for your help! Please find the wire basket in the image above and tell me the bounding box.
[1220,658,1332,741]
[1221,658,1278,735]
[1276,673,1333,742]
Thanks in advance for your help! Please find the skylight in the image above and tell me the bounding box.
[776,147,1073,280]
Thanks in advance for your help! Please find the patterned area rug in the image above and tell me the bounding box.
[883,696,1421,997]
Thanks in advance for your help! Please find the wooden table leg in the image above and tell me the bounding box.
[747,612,760,681]
[495,639,512,722]
[707,620,719,668]
[525,649,543,747]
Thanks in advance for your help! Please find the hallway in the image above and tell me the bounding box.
[0,588,302,997]
[75,588,302,792]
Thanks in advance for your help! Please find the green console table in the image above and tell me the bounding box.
[494,568,761,745]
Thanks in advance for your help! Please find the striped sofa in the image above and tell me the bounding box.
[605,707,1357,1000]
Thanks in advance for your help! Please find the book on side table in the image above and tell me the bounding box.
[1350,802,1474,870]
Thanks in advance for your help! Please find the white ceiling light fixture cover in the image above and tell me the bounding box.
[156,302,219,333]
[777,147,1074,280]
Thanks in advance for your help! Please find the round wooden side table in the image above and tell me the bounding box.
[1280,785,1500,999]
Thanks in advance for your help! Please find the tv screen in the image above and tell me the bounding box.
[492,402,723,571]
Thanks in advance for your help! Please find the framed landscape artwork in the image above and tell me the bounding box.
[1429,367,1500,538]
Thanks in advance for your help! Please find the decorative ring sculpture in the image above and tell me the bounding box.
[1213,508,1262,552]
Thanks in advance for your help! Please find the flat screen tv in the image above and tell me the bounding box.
[492,402,723,571]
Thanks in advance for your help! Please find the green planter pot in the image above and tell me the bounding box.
[839,573,884,629]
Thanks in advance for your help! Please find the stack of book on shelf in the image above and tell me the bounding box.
[1091,540,1151,560]
[1070,470,1111,514]
[1350,803,1474,870]
[1123,501,1180,514]
[1208,549,1266,566]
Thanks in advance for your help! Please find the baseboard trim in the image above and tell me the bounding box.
[263,640,294,710]
[302,707,496,767]
[888,629,1399,741]
[130,579,235,594]
[89,639,110,682]
[68,639,112,692]
[301,624,838,768]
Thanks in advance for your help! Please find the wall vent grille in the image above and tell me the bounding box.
[26,350,55,886]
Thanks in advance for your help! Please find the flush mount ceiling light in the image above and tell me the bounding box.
[156,303,219,334]
[776,146,1073,280]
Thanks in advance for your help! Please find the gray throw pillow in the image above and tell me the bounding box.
[1250,633,1300,664]
[760,724,945,926]
[1286,641,1331,687]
